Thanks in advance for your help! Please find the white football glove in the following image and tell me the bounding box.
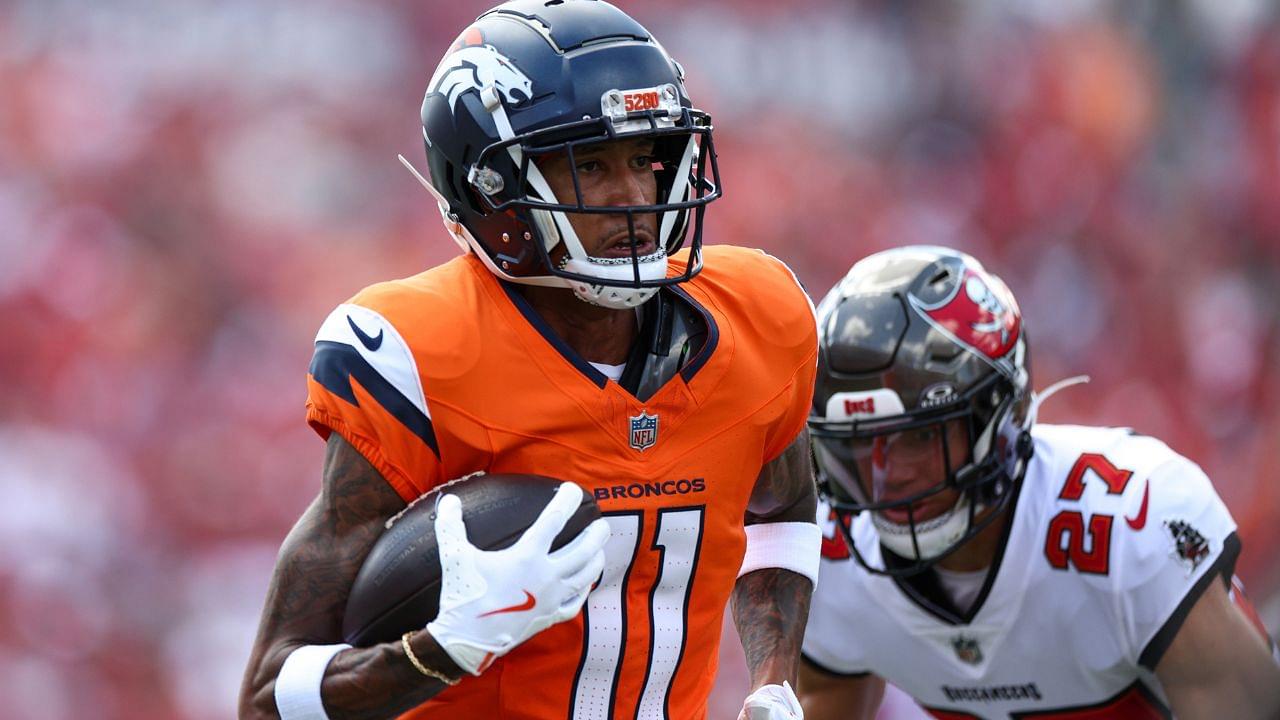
[426,483,609,676]
[740,681,803,720]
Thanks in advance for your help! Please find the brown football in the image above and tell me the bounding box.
[342,474,599,647]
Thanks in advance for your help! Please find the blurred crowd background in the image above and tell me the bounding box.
[1,0,1277,718]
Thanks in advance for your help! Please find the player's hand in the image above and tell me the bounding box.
[426,483,609,675]
[739,681,804,720]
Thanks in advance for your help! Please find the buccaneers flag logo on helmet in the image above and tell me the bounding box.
[908,268,1021,362]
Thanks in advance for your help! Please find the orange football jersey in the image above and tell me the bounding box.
[305,245,817,719]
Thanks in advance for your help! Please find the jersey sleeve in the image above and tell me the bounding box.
[801,557,872,676]
[1113,455,1240,670]
[305,302,444,501]
[756,251,819,463]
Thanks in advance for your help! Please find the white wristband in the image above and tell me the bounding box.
[274,643,351,720]
[738,521,822,586]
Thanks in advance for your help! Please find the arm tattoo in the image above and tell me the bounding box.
[733,428,818,688]
[732,567,813,688]
[239,435,461,719]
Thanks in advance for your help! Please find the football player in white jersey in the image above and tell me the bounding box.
[797,246,1280,720]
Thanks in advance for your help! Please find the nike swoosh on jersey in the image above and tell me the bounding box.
[478,590,537,617]
[347,315,384,351]
[1126,482,1150,530]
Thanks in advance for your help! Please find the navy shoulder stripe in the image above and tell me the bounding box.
[310,340,439,456]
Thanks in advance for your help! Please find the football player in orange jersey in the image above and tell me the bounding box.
[239,2,821,720]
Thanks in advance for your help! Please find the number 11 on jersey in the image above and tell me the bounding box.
[570,508,706,720]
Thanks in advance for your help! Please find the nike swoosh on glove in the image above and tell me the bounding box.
[740,681,803,720]
[426,483,609,675]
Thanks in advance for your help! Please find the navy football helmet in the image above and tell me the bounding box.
[408,0,720,309]
[809,246,1034,576]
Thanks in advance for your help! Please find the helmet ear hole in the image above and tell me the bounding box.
[439,161,487,218]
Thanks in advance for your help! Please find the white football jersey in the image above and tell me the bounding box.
[803,424,1241,719]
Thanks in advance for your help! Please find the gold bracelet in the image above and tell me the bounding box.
[401,631,461,686]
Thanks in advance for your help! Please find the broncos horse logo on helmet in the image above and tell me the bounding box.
[427,42,534,114]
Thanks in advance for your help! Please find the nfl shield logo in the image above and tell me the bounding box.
[952,635,983,665]
[629,412,659,451]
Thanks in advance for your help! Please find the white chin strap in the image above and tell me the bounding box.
[561,250,667,309]
[873,493,980,561]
